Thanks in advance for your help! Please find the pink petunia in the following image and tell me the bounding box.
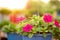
[43,14,53,23]
[54,20,60,28]
[16,15,26,23]
[23,24,33,32]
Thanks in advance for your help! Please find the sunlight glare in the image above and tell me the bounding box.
[0,0,28,10]
[41,0,50,3]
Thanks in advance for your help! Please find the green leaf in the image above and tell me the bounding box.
[22,32,28,36]
[42,33,47,38]
[32,28,37,33]
[28,33,34,38]
[2,25,10,32]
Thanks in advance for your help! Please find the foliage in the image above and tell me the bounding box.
[0,8,11,14]
[50,1,60,11]
[26,1,56,17]
[16,14,59,38]
[2,13,60,38]
[53,27,60,40]
[0,20,10,29]
[2,22,17,33]
[52,19,60,40]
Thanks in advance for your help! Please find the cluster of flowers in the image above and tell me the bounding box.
[10,13,60,33]
[10,14,26,23]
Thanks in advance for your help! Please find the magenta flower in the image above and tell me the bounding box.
[23,24,33,32]
[16,16,26,23]
[43,14,53,23]
[54,20,60,28]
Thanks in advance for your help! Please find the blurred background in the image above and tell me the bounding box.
[0,0,60,21]
[0,0,60,40]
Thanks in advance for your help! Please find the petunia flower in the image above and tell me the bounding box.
[43,13,53,23]
[16,15,26,23]
[23,24,33,32]
[54,20,60,28]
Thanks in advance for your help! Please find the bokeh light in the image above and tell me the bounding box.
[0,0,28,10]
[41,0,50,3]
